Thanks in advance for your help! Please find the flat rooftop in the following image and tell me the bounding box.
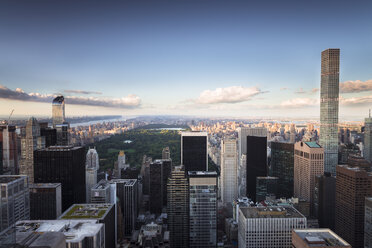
[293,229,351,247]
[110,178,137,186]
[304,142,321,148]
[181,131,208,136]
[41,146,82,151]
[92,180,111,190]
[60,204,113,220]
[240,206,305,219]
[29,183,61,188]
[188,171,217,177]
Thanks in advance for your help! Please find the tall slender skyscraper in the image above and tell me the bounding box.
[319,48,340,175]
[52,96,65,127]
[220,138,238,204]
[364,111,372,163]
[86,148,99,203]
[181,131,208,172]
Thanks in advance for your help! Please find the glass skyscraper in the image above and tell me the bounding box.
[319,48,340,175]
[52,96,65,128]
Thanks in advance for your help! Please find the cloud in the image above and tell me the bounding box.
[295,88,319,94]
[341,95,372,106]
[64,89,102,95]
[196,86,265,104]
[295,88,306,94]
[280,98,319,108]
[340,79,372,93]
[0,85,141,108]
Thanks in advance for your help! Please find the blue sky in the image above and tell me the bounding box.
[0,0,372,119]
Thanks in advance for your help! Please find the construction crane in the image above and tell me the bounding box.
[7,109,14,125]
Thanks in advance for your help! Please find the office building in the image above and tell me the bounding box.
[294,141,324,216]
[19,117,45,183]
[237,127,267,161]
[238,154,246,197]
[0,175,30,232]
[292,229,351,248]
[270,141,294,198]
[111,179,138,237]
[116,151,129,178]
[188,171,217,247]
[221,138,238,204]
[129,222,170,247]
[238,206,306,248]
[91,179,116,204]
[364,113,372,163]
[167,165,189,248]
[40,122,57,147]
[52,96,65,127]
[86,148,99,203]
[246,135,267,201]
[314,173,335,230]
[16,220,104,248]
[290,123,296,143]
[149,159,171,214]
[55,123,69,146]
[181,131,208,172]
[256,176,279,202]
[60,203,115,248]
[365,197,372,248]
[34,146,86,211]
[162,147,170,160]
[0,142,2,175]
[29,183,62,220]
[335,165,372,248]
[0,124,18,174]
[319,48,340,175]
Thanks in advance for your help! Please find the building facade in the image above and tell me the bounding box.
[86,148,99,203]
[181,132,208,172]
[29,183,62,220]
[364,114,372,163]
[221,138,238,204]
[0,125,18,174]
[314,172,335,229]
[319,48,340,175]
[189,171,217,247]
[256,176,279,202]
[149,159,171,214]
[292,228,351,248]
[52,96,65,127]
[365,197,372,248]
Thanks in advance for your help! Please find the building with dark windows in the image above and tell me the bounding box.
[188,171,217,248]
[319,48,340,175]
[364,113,372,163]
[335,165,372,248]
[314,172,335,230]
[55,123,70,146]
[34,146,86,211]
[40,122,57,148]
[255,176,279,202]
[149,159,171,214]
[181,132,208,172]
[246,136,267,201]
[365,197,372,248]
[0,124,18,174]
[167,165,189,248]
[270,141,294,198]
[60,203,116,248]
[29,183,62,220]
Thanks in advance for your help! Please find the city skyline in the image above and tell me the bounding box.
[1,0,372,118]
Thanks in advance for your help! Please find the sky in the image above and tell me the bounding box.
[0,0,372,119]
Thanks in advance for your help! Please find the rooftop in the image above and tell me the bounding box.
[110,178,137,186]
[52,95,64,104]
[40,146,82,151]
[92,180,111,190]
[181,131,208,136]
[240,206,305,219]
[293,229,351,247]
[304,142,321,148]
[29,183,61,188]
[59,204,113,220]
[188,171,218,177]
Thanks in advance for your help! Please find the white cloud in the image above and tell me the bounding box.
[341,95,372,105]
[64,89,102,95]
[280,98,319,108]
[340,79,372,93]
[196,86,264,104]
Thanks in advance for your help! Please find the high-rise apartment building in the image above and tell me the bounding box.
[19,117,45,183]
[292,229,351,248]
[365,197,372,248]
[29,183,62,220]
[335,165,372,248]
[162,147,170,160]
[294,141,324,216]
[52,96,65,127]
[149,159,172,214]
[189,171,217,247]
[221,138,238,204]
[364,113,372,163]
[167,165,189,248]
[238,206,306,248]
[0,175,30,232]
[270,141,294,198]
[181,132,208,172]
[246,136,267,201]
[34,146,86,211]
[86,148,99,203]
[314,172,335,230]
[319,48,340,175]
[0,124,18,174]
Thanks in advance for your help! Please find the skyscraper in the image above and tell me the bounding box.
[246,136,267,201]
[270,141,294,198]
[34,146,86,211]
[0,124,18,174]
[149,159,171,214]
[167,165,189,248]
[221,138,238,204]
[19,117,45,183]
[314,172,335,230]
[294,141,324,216]
[335,165,372,248]
[364,112,372,163]
[237,127,267,163]
[255,176,279,202]
[319,48,340,175]
[29,183,62,220]
[86,148,99,203]
[52,95,65,127]
[181,131,208,172]
[365,197,372,248]
[188,171,217,247]
[238,154,247,197]
[162,146,171,160]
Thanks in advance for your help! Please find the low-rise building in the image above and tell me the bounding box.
[292,228,351,247]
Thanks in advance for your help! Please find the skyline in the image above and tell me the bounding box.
[1,0,372,118]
